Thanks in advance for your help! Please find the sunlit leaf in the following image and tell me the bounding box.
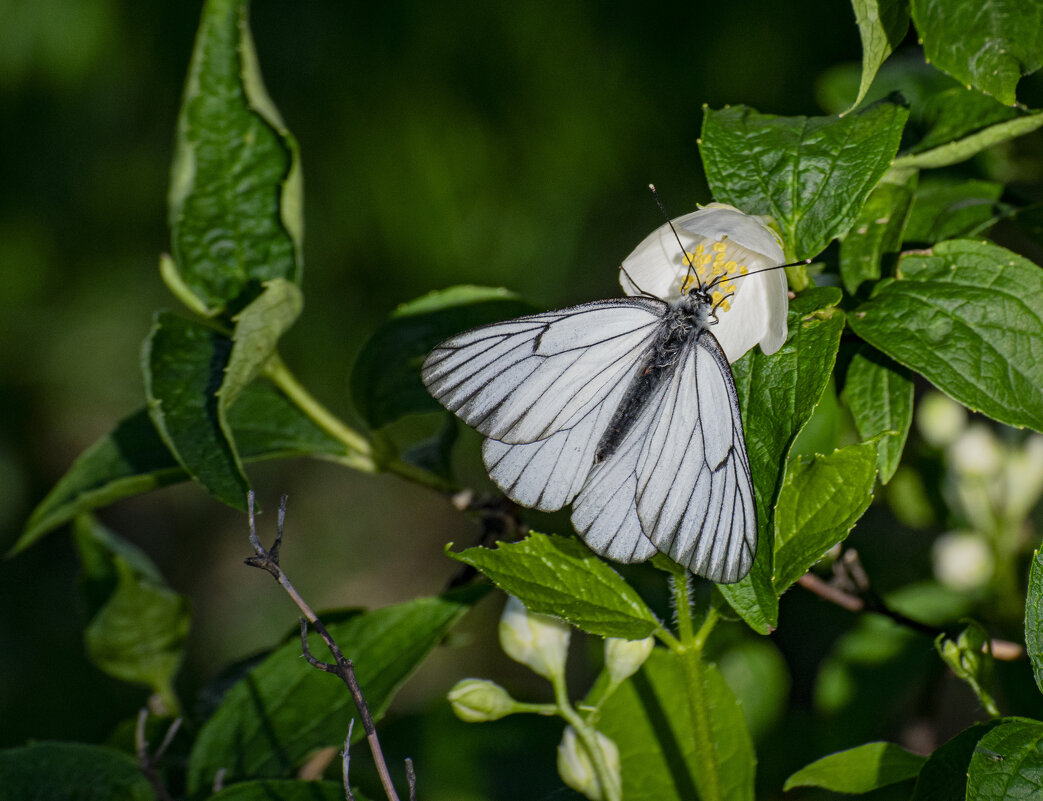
[719,288,845,633]
[701,100,908,259]
[450,532,661,639]
[849,240,1043,432]
[168,0,302,312]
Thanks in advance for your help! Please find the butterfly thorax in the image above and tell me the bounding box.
[594,291,715,463]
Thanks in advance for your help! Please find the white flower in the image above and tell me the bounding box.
[498,596,571,680]
[604,636,655,685]
[557,726,621,801]
[932,531,993,591]
[619,202,788,362]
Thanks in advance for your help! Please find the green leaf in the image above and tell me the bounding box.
[168,0,301,312]
[910,0,1043,105]
[909,87,1021,154]
[911,721,1002,800]
[839,171,917,296]
[143,312,249,508]
[1027,547,1043,696]
[904,179,1005,244]
[783,742,926,792]
[718,288,846,633]
[717,638,790,741]
[0,741,155,801]
[351,285,534,428]
[595,649,754,801]
[773,440,879,593]
[16,410,182,554]
[849,240,1043,432]
[841,348,914,482]
[892,111,1043,172]
[701,100,908,260]
[209,780,352,801]
[219,278,303,410]
[224,381,351,461]
[966,718,1043,799]
[448,532,661,639]
[16,382,346,553]
[186,591,478,791]
[74,516,189,711]
[849,0,911,112]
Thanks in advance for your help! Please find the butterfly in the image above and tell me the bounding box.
[422,205,786,583]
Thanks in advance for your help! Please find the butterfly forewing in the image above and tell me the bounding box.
[422,300,663,444]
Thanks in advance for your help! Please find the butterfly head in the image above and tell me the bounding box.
[678,237,749,316]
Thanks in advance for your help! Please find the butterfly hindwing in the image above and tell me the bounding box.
[633,331,756,583]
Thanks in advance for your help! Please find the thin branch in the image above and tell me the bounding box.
[405,758,417,801]
[134,708,179,801]
[244,492,403,801]
[798,549,1024,660]
[342,719,356,801]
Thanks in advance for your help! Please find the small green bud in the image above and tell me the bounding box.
[604,636,655,684]
[447,679,516,722]
[917,392,966,448]
[557,725,620,801]
[499,596,570,680]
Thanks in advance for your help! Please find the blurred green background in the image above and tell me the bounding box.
[6,1,1040,798]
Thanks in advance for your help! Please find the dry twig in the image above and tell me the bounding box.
[245,492,405,801]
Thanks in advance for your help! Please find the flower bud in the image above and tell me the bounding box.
[917,392,967,448]
[447,679,517,722]
[932,531,993,591]
[950,424,1003,478]
[604,636,655,684]
[1003,434,1043,519]
[557,726,621,801]
[499,596,570,680]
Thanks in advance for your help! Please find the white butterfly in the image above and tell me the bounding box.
[422,204,788,583]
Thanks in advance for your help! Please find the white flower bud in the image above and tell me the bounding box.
[604,636,655,685]
[932,531,994,591]
[1002,434,1043,519]
[619,203,788,363]
[917,392,967,448]
[950,424,1003,478]
[499,596,571,680]
[447,679,517,722]
[557,726,621,801]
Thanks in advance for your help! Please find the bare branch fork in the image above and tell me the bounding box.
[244,492,415,801]
[798,549,1023,661]
[135,708,181,801]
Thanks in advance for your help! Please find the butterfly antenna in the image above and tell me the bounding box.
[649,184,700,289]
[620,264,657,299]
[729,258,812,283]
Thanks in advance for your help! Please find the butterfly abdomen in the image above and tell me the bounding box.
[594,299,709,463]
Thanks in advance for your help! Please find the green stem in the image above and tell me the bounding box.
[264,355,374,465]
[263,355,455,492]
[671,574,722,801]
[551,671,621,801]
